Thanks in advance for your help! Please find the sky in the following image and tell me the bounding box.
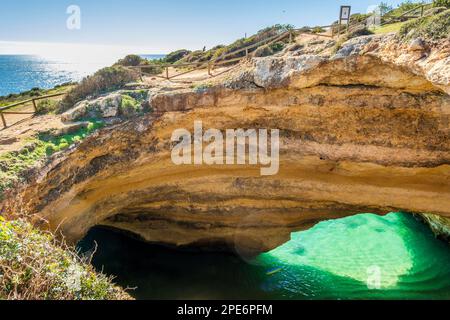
[0,0,426,56]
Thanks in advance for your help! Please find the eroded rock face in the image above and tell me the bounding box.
[2,35,450,252]
[61,90,149,122]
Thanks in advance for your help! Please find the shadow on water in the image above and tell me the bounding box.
[77,213,450,300]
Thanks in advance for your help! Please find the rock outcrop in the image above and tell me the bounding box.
[61,90,149,122]
[2,34,450,252]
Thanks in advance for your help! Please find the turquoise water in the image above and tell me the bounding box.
[78,213,450,300]
[257,213,450,299]
[0,54,165,96]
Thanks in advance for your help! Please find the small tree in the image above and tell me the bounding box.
[115,54,144,67]
[379,2,394,15]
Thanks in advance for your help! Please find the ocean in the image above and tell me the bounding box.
[0,54,165,97]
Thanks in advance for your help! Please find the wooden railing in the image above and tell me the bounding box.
[380,2,432,26]
[0,92,67,129]
[345,2,433,35]
[131,26,335,81]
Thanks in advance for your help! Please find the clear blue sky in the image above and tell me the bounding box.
[0,0,424,53]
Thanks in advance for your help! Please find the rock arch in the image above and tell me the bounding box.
[3,51,450,252]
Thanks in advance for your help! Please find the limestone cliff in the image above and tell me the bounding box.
[2,34,450,252]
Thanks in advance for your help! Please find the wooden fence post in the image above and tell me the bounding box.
[421,5,424,17]
[32,98,38,113]
[208,62,212,76]
[1,112,6,128]
[166,66,169,79]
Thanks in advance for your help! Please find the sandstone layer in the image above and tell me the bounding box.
[2,34,450,252]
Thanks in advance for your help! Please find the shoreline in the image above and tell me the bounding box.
[0,54,166,97]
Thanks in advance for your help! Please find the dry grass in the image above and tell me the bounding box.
[59,66,138,113]
[0,217,131,300]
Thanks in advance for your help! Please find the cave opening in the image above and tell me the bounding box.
[77,212,450,300]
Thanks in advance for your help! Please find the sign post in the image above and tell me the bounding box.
[337,5,352,37]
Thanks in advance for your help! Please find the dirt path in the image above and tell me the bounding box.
[0,114,65,154]
[144,65,240,85]
[1,104,35,129]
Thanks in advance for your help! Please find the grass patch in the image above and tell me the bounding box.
[0,121,104,200]
[373,21,408,34]
[0,217,130,300]
[119,94,142,117]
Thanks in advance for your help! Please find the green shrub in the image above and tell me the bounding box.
[140,64,164,75]
[387,1,425,17]
[399,9,450,40]
[270,42,285,53]
[115,54,145,67]
[119,94,142,117]
[114,54,167,76]
[59,66,138,113]
[311,26,326,34]
[0,121,104,199]
[424,6,448,16]
[379,2,394,15]
[348,25,374,38]
[0,218,130,300]
[36,99,59,115]
[253,45,274,57]
[164,49,191,63]
[434,0,450,8]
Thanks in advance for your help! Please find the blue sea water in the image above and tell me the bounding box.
[0,54,165,97]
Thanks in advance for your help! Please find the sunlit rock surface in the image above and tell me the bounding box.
[2,34,450,251]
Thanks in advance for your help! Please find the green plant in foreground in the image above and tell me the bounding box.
[0,217,130,300]
[0,120,104,200]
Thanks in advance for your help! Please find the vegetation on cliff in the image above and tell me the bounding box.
[59,66,138,113]
[0,83,75,109]
[175,24,294,64]
[0,217,129,300]
[399,8,450,40]
[163,49,191,63]
[0,121,103,201]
